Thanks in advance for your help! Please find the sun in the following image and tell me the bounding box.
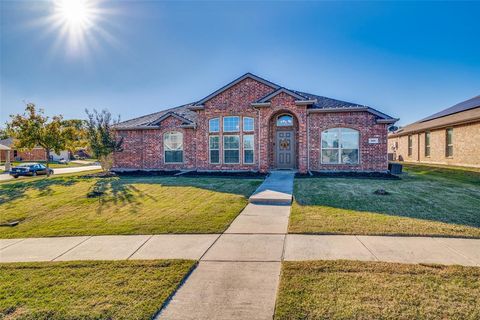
[54,0,94,31]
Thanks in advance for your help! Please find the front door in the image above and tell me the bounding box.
[276,131,295,169]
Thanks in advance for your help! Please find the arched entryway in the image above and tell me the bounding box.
[269,111,299,170]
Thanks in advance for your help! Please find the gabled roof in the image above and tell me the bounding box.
[0,137,13,147]
[420,95,480,122]
[114,104,197,130]
[256,87,307,103]
[194,73,280,106]
[116,73,398,129]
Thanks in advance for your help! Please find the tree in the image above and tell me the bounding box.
[85,109,123,172]
[6,103,83,175]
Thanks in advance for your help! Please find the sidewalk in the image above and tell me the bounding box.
[1,170,479,319]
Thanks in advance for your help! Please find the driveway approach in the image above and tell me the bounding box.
[1,171,479,319]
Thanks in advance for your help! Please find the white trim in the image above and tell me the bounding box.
[243,134,255,164]
[209,135,221,164]
[163,131,184,164]
[223,116,240,133]
[223,135,240,164]
[320,128,360,165]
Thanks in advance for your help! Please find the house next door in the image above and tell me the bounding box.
[276,131,295,169]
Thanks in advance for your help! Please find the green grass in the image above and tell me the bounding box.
[275,260,480,320]
[0,174,262,238]
[0,259,195,320]
[290,164,480,237]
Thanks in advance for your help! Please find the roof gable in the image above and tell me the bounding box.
[256,88,307,103]
[194,73,280,106]
[148,112,193,126]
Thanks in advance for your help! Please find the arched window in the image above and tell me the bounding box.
[276,114,293,127]
[209,118,219,133]
[164,131,183,163]
[321,128,359,164]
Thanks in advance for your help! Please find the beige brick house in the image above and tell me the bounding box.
[388,95,480,168]
[113,73,397,174]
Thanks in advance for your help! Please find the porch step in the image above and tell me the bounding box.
[248,171,295,205]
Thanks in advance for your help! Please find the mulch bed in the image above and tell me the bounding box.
[296,171,400,180]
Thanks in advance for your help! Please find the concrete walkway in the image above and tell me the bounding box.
[1,170,480,319]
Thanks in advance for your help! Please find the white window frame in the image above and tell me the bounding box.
[223,116,240,132]
[223,135,240,164]
[243,134,254,164]
[209,118,219,133]
[209,135,220,164]
[243,117,254,132]
[320,128,360,165]
[164,131,184,164]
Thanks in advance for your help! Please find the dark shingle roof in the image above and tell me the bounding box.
[116,73,397,129]
[420,95,480,122]
[115,103,197,129]
[0,137,13,147]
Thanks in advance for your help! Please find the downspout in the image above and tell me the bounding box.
[417,132,420,162]
[307,113,310,172]
[257,107,261,172]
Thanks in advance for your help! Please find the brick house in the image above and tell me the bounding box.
[0,138,47,162]
[388,95,480,168]
[113,73,397,174]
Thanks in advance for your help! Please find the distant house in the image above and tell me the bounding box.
[113,73,397,173]
[388,95,480,168]
[0,137,70,162]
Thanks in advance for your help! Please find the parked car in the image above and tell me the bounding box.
[9,163,54,178]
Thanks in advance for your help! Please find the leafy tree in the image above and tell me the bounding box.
[6,103,83,175]
[85,109,123,171]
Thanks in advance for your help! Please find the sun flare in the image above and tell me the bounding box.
[54,0,94,31]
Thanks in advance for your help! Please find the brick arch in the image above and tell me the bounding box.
[267,110,300,169]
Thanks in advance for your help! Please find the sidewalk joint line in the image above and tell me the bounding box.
[198,234,223,261]
[355,235,379,261]
[127,235,154,260]
[435,238,478,265]
[0,238,26,251]
[51,236,93,261]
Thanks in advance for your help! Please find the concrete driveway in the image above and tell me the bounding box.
[0,165,101,181]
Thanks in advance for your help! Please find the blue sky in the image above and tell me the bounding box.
[1,1,479,126]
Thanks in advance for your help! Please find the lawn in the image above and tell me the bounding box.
[275,260,480,320]
[0,259,195,320]
[0,174,262,238]
[290,164,480,237]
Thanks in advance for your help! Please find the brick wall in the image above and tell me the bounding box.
[388,121,480,168]
[114,117,196,170]
[113,77,391,173]
[309,112,389,171]
[0,148,47,162]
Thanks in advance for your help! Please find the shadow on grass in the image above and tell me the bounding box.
[0,177,78,206]
[0,173,263,213]
[294,169,480,229]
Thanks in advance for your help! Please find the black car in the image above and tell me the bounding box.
[10,163,54,178]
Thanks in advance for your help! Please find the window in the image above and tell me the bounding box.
[321,128,359,164]
[446,128,453,157]
[164,131,183,163]
[276,114,293,127]
[243,135,254,164]
[209,118,219,133]
[408,135,413,156]
[209,136,220,164]
[223,116,240,132]
[243,117,254,132]
[223,135,240,163]
[425,131,430,157]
